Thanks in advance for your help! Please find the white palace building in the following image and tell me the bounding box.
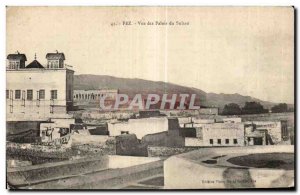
[6,51,74,121]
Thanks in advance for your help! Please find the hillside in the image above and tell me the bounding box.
[74,74,280,109]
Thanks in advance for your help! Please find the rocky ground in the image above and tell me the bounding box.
[6,137,116,167]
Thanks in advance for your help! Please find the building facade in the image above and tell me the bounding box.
[73,89,118,101]
[185,122,245,147]
[39,118,75,143]
[183,119,287,146]
[244,121,288,144]
[222,117,242,123]
[6,52,74,121]
[199,107,219,115]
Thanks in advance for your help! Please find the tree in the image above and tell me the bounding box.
[288,107,294,112]
[271,103,288,113]
[242,101,268,114]
[222,103,242,115]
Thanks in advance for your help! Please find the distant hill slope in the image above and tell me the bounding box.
[74,74,279,109]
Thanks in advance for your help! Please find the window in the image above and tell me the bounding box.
[121,131,129,135]
[225,139,229,144]
[41,131,46,139]
[9,62,16,69]
[209,139,213,144]
[50,61,59,69]
[15,90,21,99]
[217,139,221,144]
[59,60,63,68]
[16,62,20,69]
[39,90,45,99]
[6,90,9,99]
[27,90,33,100]
[51,90,57,100]
[233,139,238,144]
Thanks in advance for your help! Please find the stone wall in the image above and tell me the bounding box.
[7,138,116,165]
[7,121,42,134]
[141,130,185,147]
[115,134,148,156]
[147,146,198,157]
[7,155,110,186]
[82,111,134,120]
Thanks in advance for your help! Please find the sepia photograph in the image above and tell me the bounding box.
[5,6,295,190]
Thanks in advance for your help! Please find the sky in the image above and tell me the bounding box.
[6,7,294,103]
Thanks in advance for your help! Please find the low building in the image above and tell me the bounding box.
[199,107,219,115]
[244,124,268,145]
[179,117,215,128]
[39,118,75,143]
[244,120,288,144]
[185,122,245,147]
[138,110,162,118]
[107,117,181,139]
[73,89,118,102]
[141,130,185,148]
[193,118,216,124]
[178,117,192,128]
[223,117,242,123]
[73,90,100,101]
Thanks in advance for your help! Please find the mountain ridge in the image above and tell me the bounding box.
[73,74,286,109]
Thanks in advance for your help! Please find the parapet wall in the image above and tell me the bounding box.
[7,155,110,186]
[147,146,197,157]
[7,155,162,189]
